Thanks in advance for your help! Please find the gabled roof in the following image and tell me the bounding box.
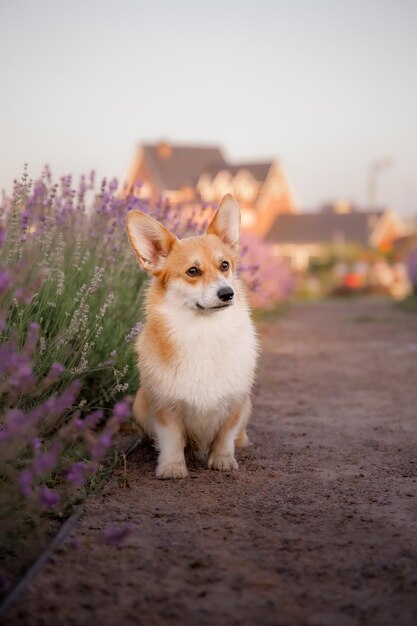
[142,144,226,190]
[140,143,275,192]
[266,211,385,246]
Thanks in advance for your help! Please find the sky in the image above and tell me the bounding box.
[1,0,417,216]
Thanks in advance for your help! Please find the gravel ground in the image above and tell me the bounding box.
[5,298,417,626]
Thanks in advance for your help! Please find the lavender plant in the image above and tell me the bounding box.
[0,169,146,582]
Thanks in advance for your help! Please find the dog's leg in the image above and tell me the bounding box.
[208,397,251,471]
[154,407,188,479]
[235,396,251,448]
[132,386,152,439]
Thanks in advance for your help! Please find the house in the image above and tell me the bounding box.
[123,141,298,236]
[266,201,405,270]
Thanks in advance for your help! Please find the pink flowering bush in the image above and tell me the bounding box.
[240,233,294,309]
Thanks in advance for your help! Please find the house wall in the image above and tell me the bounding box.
[272,243,322,271]
[370,211,405,249]
[123,149,144,197]
[255,163,298,237]
[123,151,164,205]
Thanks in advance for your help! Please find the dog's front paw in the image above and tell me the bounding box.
[208,453,238,471]
[156,461,188,480]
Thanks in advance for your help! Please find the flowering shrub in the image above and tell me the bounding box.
[240,233,294,309]
[0,168,147,582]
[0,166,293,586]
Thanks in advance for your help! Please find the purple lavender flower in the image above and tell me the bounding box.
[8,359,34,394]
[90,430,113,462]
[104,523,135,547]
[0,269,11,292]
[23,322,40,354]
[32,444,60,477]
[125,321,143,342]
[48,380,81,415]
[43,362,65,386]
[113,400,131,422]
[38,486,60,508]
[31,437,42,450]
[66,461,97,487]
[89,169,96,188]
[51,362,65,376]
[21,209,30,230]
[3,408,26,438]
[100,432,112,447]
[109,178,118,193]
[18,469,33,497]
[81,409,104,430]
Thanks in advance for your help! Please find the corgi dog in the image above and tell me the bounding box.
[126,194,258,479]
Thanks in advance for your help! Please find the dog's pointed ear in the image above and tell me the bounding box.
[126,210,177,273]
[206,194,241,251]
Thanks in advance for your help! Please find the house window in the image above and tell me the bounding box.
[213,170,234,197]
[196,174,215,202]
[241,208,257,229]
[234,170,258,202]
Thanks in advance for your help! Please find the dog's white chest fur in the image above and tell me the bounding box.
[138,298,257,415]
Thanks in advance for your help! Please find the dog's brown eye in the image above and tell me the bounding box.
[220,261,230,272]
[186,266,201,277]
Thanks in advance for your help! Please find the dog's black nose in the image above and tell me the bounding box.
[217,286,234,302]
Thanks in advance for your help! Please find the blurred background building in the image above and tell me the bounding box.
[124,141,298,236]
[123,139,410,298]
[266,201,405,270]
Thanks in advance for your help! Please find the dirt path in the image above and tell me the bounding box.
[6,299,417,626]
